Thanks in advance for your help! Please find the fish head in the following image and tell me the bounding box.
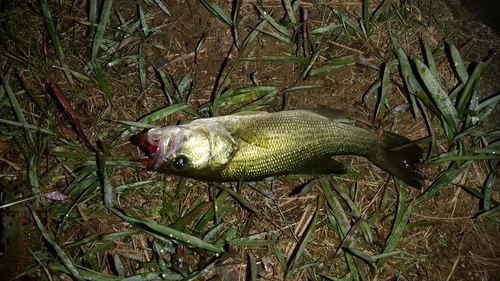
[130,122,237,179]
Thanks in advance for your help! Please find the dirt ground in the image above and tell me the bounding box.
[1,0,499,280]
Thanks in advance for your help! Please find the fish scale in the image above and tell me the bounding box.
[215,113,376,181]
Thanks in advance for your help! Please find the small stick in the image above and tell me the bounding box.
[302,7,310,58]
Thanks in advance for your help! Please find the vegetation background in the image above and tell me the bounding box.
[0,0,499,280]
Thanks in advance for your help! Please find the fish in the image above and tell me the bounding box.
[130,109,424,188]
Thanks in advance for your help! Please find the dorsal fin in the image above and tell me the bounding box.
[305,108,350,119]
[230,111,269,116]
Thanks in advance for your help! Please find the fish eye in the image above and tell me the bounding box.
[173,155,189,171]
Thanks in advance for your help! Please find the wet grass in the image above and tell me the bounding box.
[0,0,499,280]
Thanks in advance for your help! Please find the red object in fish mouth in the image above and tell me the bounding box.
[138,157,152,173]
[138,158,153,163]
[130,131,164,172]
[131,138,157,172]
[137,139,158,154]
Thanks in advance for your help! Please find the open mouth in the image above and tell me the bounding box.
[130,128,185,171]
[150,131,185,170]
[130,132,158,154]
[130,131,161,170]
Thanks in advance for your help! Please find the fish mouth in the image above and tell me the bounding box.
[130,131,159,154]
[130,131,161,170]
[130,128,185,171]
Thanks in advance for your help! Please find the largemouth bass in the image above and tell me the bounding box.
[130,109,424,187]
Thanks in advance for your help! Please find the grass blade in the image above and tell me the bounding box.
[255,6,292,39]
[114,208,223,253]
[199,0,232,26]
[374,62,390,121]
[0,119,56,135]
[369,0,390,30]
[32,210,85,281]
[423,37,440,83]
[333,9,365,37]
[295,49,320,82]
[232,0,243,49]
[1,72,34,147]
[248,251,258,281]
[91,0,113,60]
[362,0,370,32]
[476,92,500,112]
[282,0,297,24]
[310,23,342,35]
[414,57,460,136]
[243,56,309,64]
[39,0,74,85]
[309,55,354,76]
[97,149,113,208]
[391,35,420,118]
[482,172,496,210]
[216,184,260,215]
[254,26,293,45]
[457,51,496,113]
[216,86,276,108]
[139,41,147,90]
[91,61,111,98]
[154,0,170,16]
[415,163,469,205]
[291,196,322,269]
[449,42,469,84]
[376,184,413,269]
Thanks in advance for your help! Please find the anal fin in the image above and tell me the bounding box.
[294,158,348,175]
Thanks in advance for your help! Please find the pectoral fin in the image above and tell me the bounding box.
[230,127,272,148]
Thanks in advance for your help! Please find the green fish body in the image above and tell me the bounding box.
[130,109,423,187]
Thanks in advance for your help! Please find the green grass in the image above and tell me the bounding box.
[0,0,499,280]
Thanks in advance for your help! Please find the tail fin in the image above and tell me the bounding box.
[367,132,424,188]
